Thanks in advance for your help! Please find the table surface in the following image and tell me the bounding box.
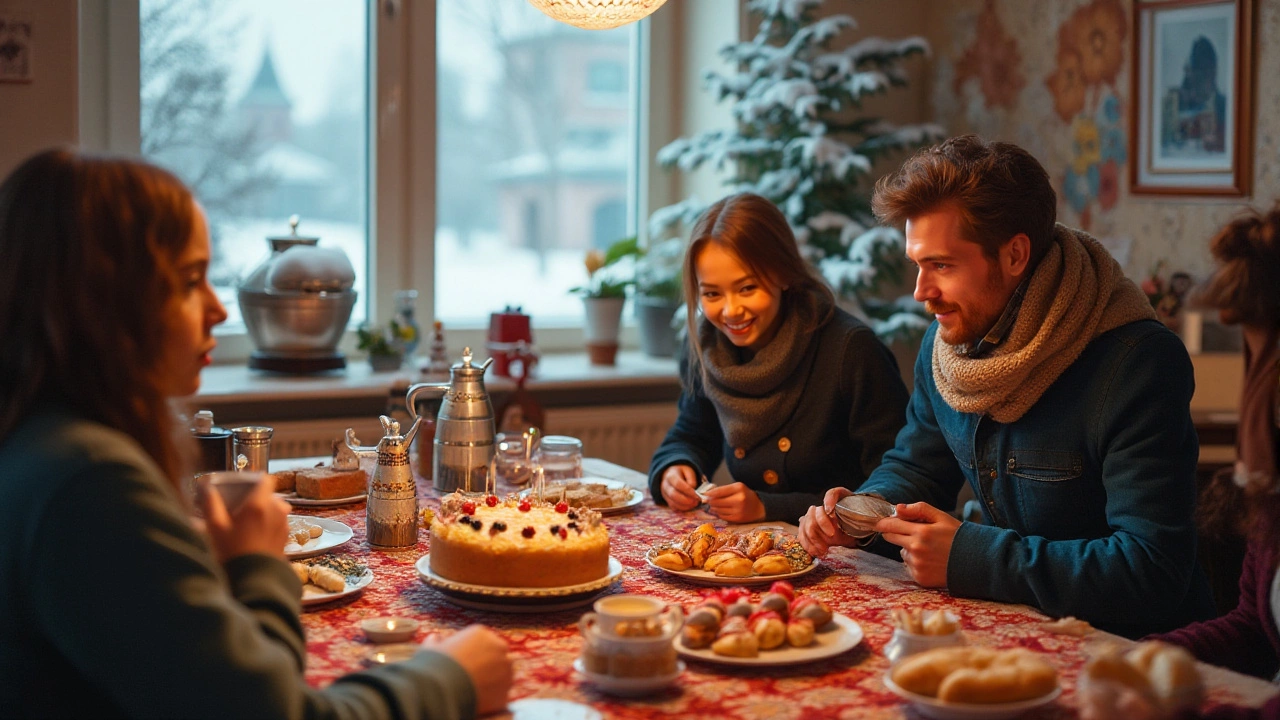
[284,458,1278,719]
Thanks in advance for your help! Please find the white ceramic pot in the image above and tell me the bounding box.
[582,297,626,343]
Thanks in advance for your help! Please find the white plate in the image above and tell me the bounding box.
[507,698,603,720]
[415,555,624,612]
[645,555,820,586]
[301,568,374,608]
[882,672,1063,720]
[285,516,354,559]
[675,613,863,666]
[518,479,645,516]
[573,657,684,697]
[275,491,366,507]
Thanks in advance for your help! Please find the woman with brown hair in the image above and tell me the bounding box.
[647,192,909,523]
[1083,203,1280,719]
[0,148,510,718]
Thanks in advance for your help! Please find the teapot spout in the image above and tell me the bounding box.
[479,355,495,372]
[401,416,422,447]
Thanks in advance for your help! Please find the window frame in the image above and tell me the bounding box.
[78,0,670,362]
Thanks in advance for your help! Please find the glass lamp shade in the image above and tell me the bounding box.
[526,0,668,30]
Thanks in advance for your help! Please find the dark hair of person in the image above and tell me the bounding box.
[1194,202,1280,548]
[871,135,1058,268]
[681,192,835,382]
[0,148,197,484]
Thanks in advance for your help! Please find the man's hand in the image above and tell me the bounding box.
[660,465,701,510]
[875,502,961,587]
[703,482,765,523]
[798,487,857,557]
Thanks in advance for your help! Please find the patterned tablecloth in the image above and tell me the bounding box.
[290,459,1278,719]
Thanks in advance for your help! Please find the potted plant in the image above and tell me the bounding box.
[571,237,639,365]
[634,237,685,357]
[357,319,414,372]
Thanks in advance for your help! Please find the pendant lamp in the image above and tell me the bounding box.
[526,0,668,31]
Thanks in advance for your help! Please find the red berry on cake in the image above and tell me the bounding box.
[555,501,569,513]
[486,495,498,507]
[559,528,568,539]
[462,501,476,515]
[518,500,532,512]
[521,526,535,538]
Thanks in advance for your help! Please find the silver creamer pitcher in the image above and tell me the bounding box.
[406,347,495,493]
[346,415,420,548]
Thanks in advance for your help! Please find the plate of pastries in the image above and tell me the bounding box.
[291,554,373,608]
[646,523,817,585]
[673,582,862,666]
[883,646,1061,720]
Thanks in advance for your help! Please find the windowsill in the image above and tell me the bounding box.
[193,351,681,424]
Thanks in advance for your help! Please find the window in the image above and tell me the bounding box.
[435,1,640,325]
[80,0,661,360]
[137,0,370,331]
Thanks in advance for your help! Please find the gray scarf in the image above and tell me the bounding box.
[696,292,828,451]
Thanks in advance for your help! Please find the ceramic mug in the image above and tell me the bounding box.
[196,471,268,514]
[578,594,682,640]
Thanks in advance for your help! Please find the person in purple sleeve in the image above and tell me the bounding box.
[1083,203,1280,719]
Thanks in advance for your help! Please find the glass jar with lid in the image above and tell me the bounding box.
[494,433,533,488]
[535,435,583,483]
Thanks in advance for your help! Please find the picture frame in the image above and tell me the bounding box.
[1130,0,1254,196]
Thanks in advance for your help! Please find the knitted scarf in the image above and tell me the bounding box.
[933,224,1157,423]
[697,290,830,451]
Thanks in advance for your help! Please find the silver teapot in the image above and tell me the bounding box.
[346,415,421,548]
[406,347,495,493]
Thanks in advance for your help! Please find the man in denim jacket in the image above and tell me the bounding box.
[799,136,1215,637]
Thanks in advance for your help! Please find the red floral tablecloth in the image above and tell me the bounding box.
[294,462,1277,719]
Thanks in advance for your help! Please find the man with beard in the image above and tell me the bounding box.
[798,135,1215,638]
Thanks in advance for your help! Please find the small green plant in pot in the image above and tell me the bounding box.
[571,237,640,365]
[634,237,684,357]
[357,319,413,371]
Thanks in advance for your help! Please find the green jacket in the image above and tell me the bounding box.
[0,411,476,719]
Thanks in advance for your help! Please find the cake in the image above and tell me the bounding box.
[429,492,610,588]
[274,466,367,499]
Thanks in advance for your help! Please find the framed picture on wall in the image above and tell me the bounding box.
[1131,0,1254,196]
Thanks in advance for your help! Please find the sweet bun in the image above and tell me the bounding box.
[714,555,755,577]
[704,547,748,572]
[749,610,786,650]
[711,630,759,658]
[752,552,792,576]
[892,646,978,697]
[681,621,718,649]
[1088,641,1204,712]
[651,546,693,571]
[786,617,815,647]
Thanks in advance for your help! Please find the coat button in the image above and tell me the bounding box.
[763,470,779,485]
[734,447,746,459]
[989,469,997,479]
[778,437,791,452]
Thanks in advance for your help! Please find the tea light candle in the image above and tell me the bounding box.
[361,617,419,644]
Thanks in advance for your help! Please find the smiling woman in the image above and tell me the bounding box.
[648,192,910,527]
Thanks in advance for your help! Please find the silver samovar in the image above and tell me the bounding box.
[406,348,495,493]
[346,415,420,548]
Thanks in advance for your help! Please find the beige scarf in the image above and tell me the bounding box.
[933,224,1157,423]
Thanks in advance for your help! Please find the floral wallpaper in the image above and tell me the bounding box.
[926,0,1280,285]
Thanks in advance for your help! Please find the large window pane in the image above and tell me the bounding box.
[436,1,637,325]
[139,0,369,329]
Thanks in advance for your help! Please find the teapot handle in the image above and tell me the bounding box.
[406,381,449,421]
[343,428,379,458]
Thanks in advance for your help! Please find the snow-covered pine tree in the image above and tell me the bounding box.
[649,0,945,343]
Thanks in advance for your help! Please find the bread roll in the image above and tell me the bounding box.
[711,631,759,658]
[307,565,347,593]
[892,646,982,697]
[704,547,748,572]
[786,617,815,647]
[936,651,1058,704]
[749,610,786,650]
